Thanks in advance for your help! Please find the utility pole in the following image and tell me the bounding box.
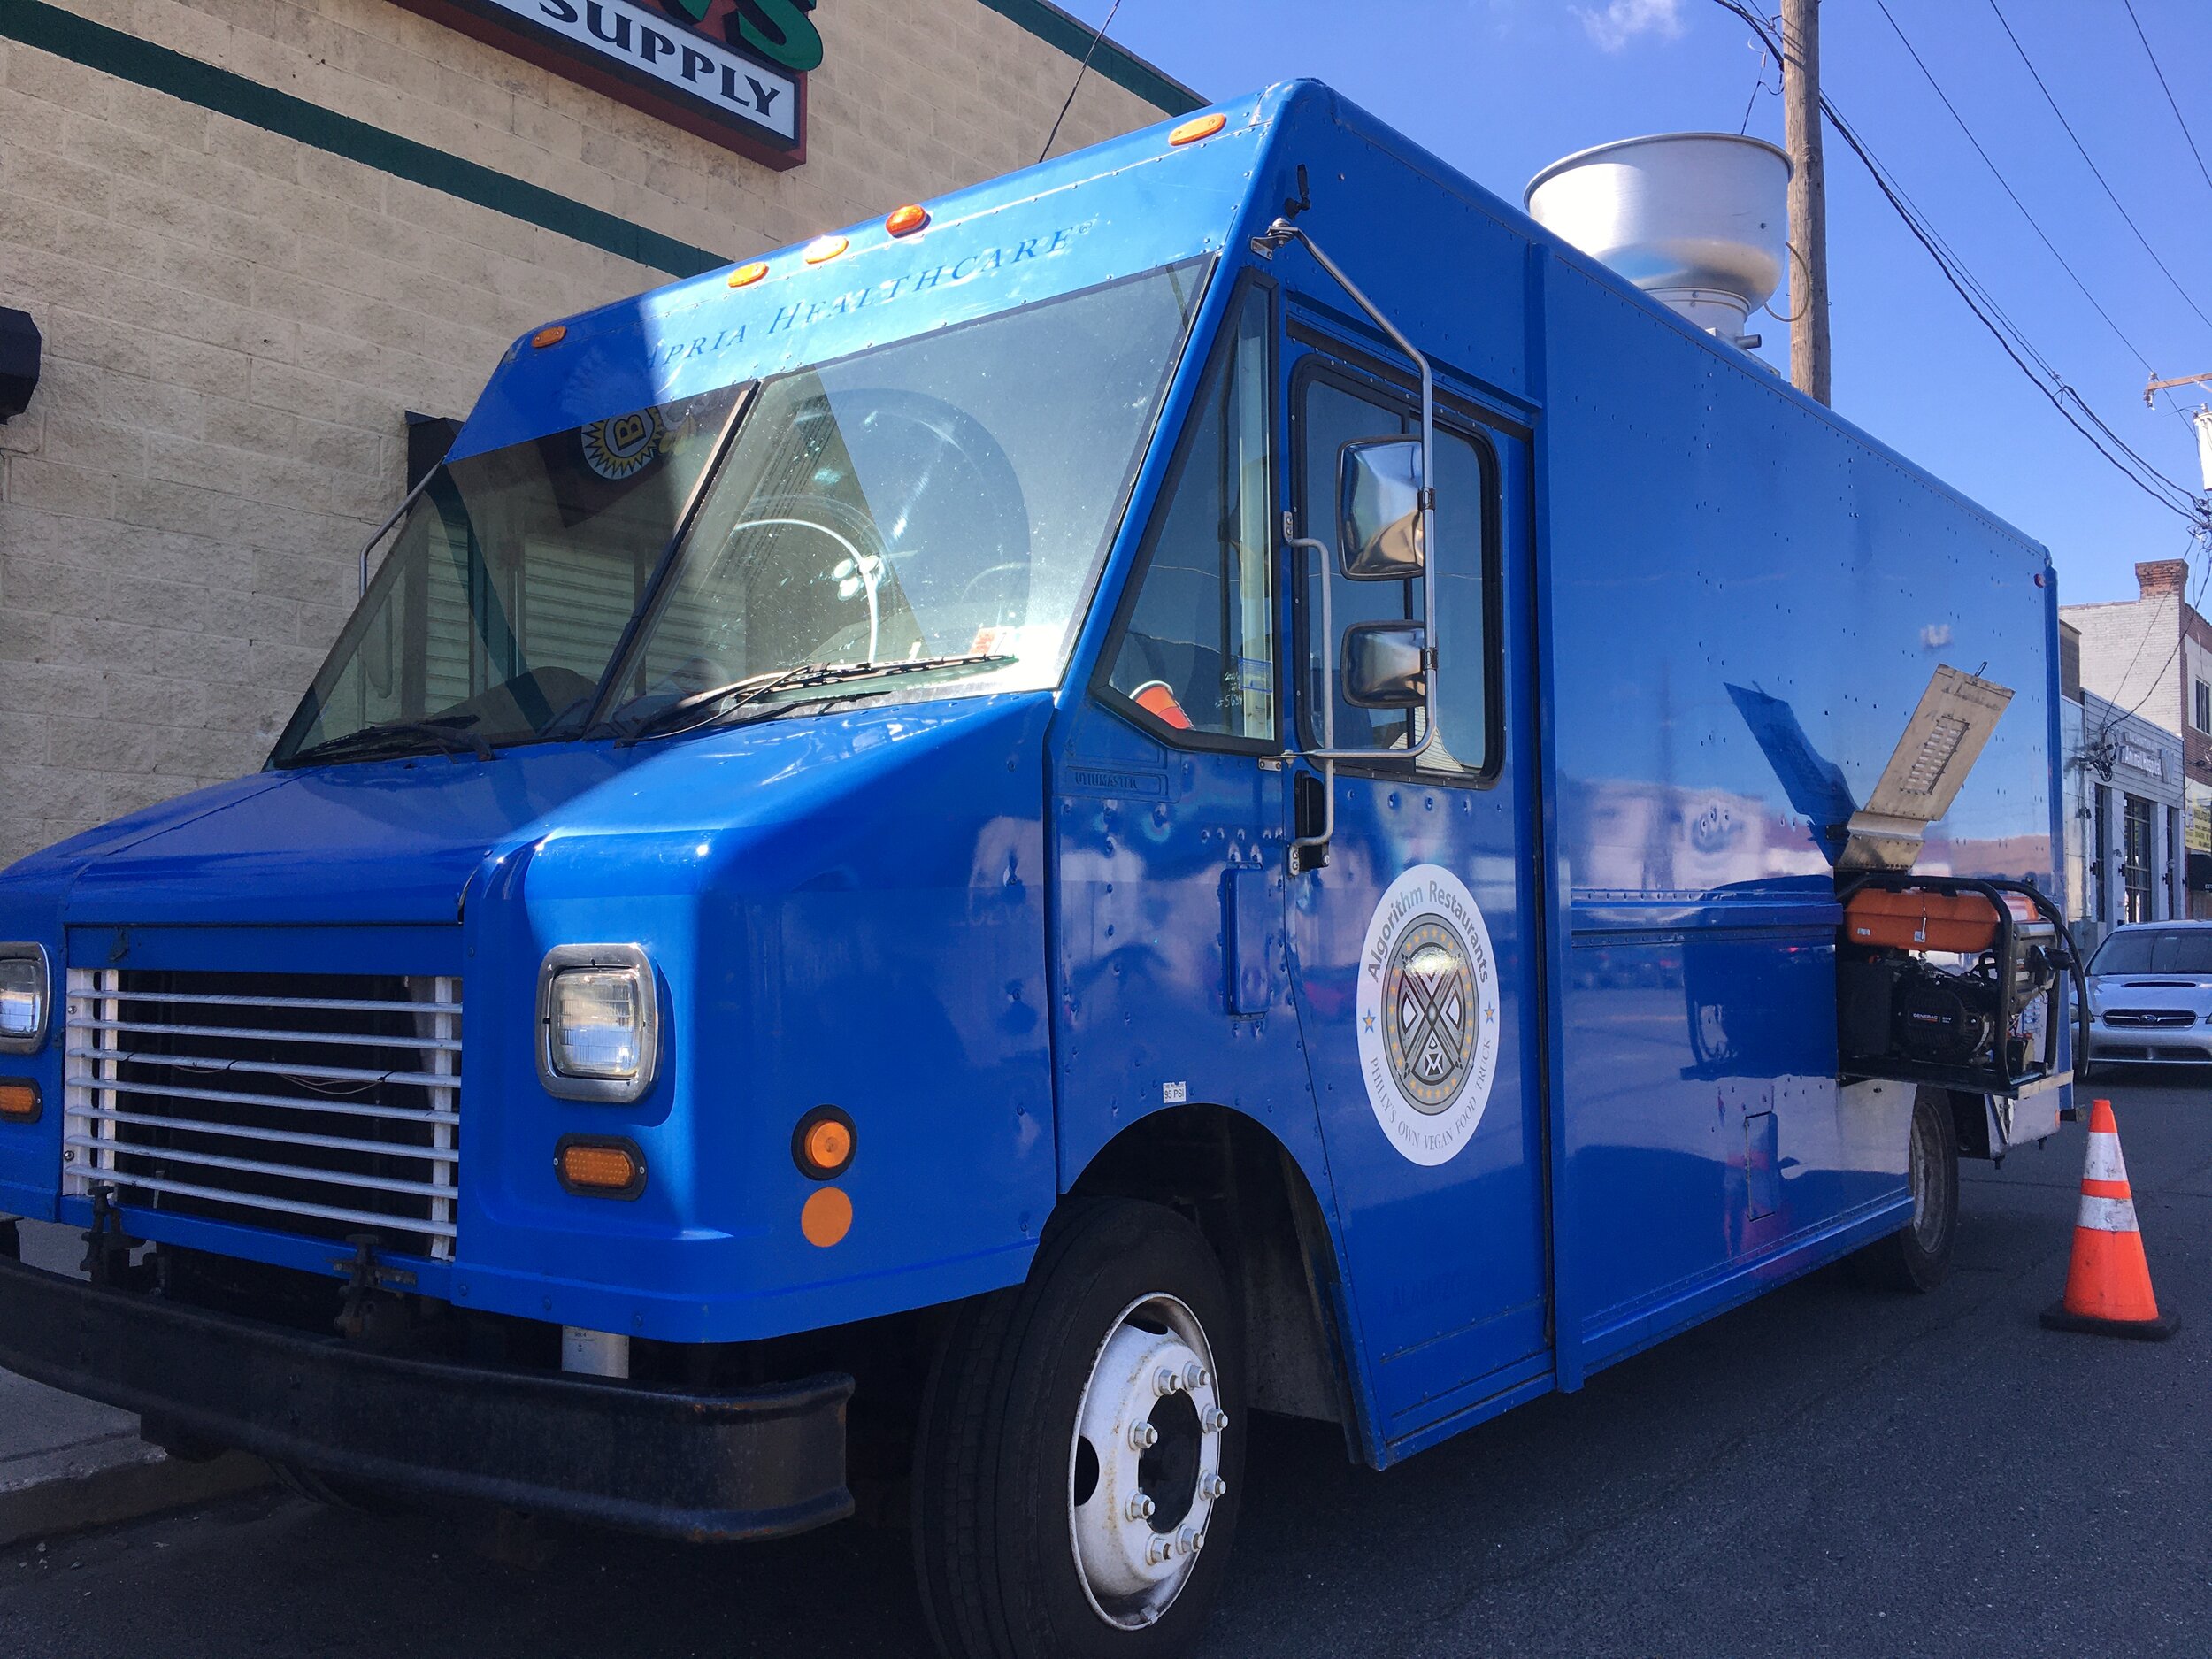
[1781,0,1831,404]
[2144,373,2212,492]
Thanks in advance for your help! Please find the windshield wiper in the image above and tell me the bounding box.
[615,653,1017,746]
[280,717,494,768]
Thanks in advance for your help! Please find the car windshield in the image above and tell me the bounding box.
[597,261,1208,733]
[272,260,1209,765]
[2089,929,2212,975]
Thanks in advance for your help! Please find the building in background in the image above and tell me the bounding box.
[2061,558,2212,923]
[2059,618,2190,948]
[0,0,1194,864]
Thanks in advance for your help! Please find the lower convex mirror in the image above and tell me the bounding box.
[1342,622,1427,708]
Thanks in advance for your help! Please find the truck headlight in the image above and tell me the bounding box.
[0,945,50,1054]
[536,945,657,1103]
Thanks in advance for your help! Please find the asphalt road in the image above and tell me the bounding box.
[4,1078,2205,1658]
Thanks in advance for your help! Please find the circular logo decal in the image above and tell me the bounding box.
[580,406,664,480]
[1356,864,1501,1166]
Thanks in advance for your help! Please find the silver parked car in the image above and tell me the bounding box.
[2086,920,2212,1066]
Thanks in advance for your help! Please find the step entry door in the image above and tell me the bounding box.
[1282,329,1550,1444]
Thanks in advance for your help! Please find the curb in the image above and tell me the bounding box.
[0,1437,273,1548]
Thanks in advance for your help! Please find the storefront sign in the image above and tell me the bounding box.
[392,0,816,167]
[2118,741,2168,780]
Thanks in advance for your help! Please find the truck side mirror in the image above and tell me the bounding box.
[1342,621,1427,708]
[1338,438,1425,580]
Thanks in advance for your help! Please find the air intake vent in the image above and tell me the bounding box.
[64,969,461,1261]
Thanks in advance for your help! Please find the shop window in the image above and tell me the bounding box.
[2124,794,2154,923]
[2194,678,2209,734]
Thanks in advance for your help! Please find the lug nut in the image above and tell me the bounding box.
[1147,1536,1171,1565]
[1206,1407,1230,1432]
[1155,1367,1183,1396]
[1130,1421,1159,1450]
[1182,1361,1206,1390]
[1125,1492,1156,1522]
[1202,1472,1228,1500]
[1177,1525,1200,1556]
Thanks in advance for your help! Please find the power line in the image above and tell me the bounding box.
[1870,0,2156,378]
[1038,0,1125,165]
[1985,0,2212,340]
[2119,0,2212,201]
[1704,0,2210,529]
[2097,523,2212,733]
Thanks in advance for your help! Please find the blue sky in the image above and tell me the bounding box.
[1056,0,2212,604]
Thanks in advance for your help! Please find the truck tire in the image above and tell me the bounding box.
[911,1198,1245,1659]
[1848,1085,1959,1293]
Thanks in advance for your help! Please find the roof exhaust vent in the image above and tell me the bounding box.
[1525,134,1790,354]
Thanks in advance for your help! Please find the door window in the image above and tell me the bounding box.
[1103,285,1275,742]
[1296,370,1494,773]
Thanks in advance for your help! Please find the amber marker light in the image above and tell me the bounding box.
[1169,112,1227,146]
[801,1186,853,1248]
[727,260,769,288]
[556,1135,646,1199]
[792,1105,856,1180]
[0,1079,38,1124]
[884,204,929,237]
[803,234,849,264]
[530,325,567,349]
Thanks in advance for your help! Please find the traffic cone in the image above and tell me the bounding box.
[2039,1099,2177,1341]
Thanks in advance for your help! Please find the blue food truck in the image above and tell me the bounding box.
[0,81,2075,1656]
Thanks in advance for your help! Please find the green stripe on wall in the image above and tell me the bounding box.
[0,0,728,278]
[974,0,1202,115]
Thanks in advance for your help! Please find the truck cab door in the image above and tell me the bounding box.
[1047,279,1313,1186]
[1283,331,1550,1445]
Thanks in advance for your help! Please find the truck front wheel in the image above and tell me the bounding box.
[912,1198,1245,1659]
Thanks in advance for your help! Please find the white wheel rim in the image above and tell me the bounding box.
[1066,1293,1227,1630]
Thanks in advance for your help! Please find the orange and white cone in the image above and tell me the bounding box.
[2039,1099,2177,1341]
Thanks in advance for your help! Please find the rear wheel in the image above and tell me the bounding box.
[912,1199,1244,1659]
[1850,1086,1958,1293]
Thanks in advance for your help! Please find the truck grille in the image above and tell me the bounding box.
[2102,1009,2196,1028]
[63,969,461,1261]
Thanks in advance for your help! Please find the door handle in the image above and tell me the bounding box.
[1294,771,1331,870]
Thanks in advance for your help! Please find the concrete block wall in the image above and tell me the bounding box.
[0,0,1177,864]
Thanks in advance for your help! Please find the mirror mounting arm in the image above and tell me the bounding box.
[1263,218,1440,765]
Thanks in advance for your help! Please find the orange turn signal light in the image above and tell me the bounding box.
[1169,112,1227,146]
[728,260,770,288]
[530,325,567,349]
[884,204,929,237]
[556,1135,645,1199]
[792,1105,856,1179]
[803,234,849,265]
[0,1079,39,1124]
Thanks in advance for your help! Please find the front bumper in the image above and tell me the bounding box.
[0,1253,854,1540]
[2087,1022,2212,1064]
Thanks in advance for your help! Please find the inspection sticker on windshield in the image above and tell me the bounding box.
[1356,864,1500,1166]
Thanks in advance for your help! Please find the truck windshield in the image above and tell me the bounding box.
[598,260,1208,733]
[273,260,1208,765]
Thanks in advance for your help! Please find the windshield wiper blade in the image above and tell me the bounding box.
[618,653,1017,745]
[282,718,494,767]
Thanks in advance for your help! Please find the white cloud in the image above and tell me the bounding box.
[1576,0,1686,51]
